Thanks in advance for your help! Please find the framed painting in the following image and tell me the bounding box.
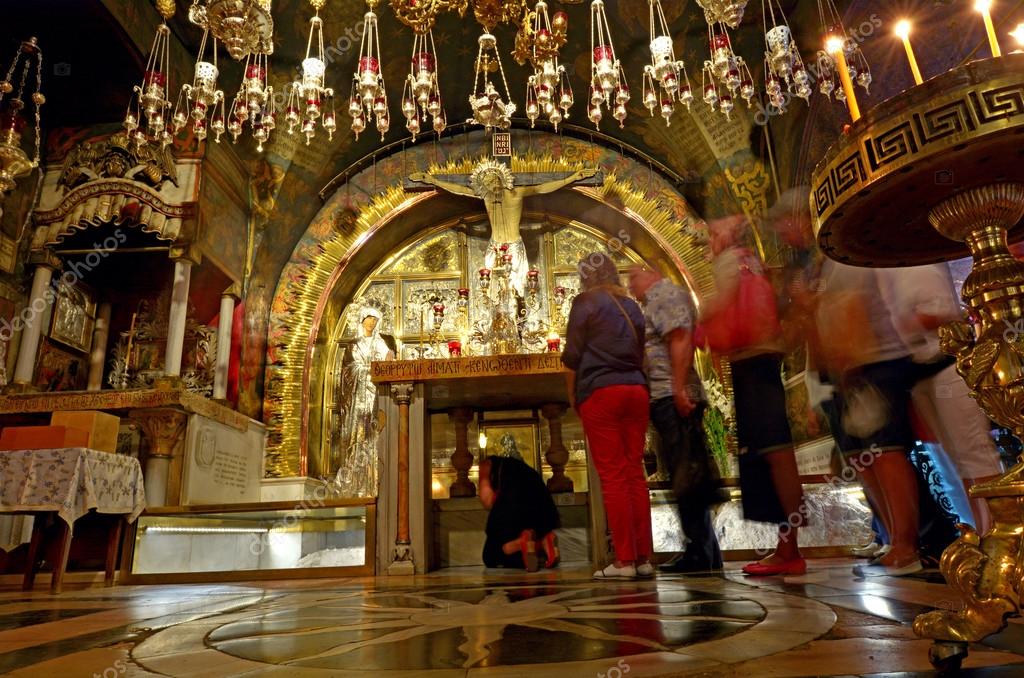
[132,339,167,373]
[482,421,540,470]
[49,281,95,353]
[35,338,88,392]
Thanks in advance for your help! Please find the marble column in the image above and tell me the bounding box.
[131,408,189,507]
[448,407,476,498]
[388,383,415,575]
[213,286,238,400]
[164,258,193,378]
[12,256,59,385]
[87,302,112,391]
[542,403,574,493]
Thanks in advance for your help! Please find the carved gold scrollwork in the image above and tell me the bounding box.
[392,0,469,34]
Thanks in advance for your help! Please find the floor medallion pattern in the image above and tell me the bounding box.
[132,578,838,676]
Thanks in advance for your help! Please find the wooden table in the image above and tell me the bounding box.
[0,448,146,593]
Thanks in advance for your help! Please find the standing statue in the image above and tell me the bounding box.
[410,161,597,298]
[333,304,394,497]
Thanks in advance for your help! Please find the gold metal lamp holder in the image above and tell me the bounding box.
[810,54,1024,671]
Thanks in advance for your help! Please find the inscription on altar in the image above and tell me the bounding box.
[371,353,566,383]
[213,448,250,491]
[181,417,263,504]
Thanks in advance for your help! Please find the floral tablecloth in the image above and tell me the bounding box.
[0,448,146,526]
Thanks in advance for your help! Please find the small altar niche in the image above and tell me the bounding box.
[429,407,592,569]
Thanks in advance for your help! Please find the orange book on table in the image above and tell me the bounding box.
[0,425,90,451]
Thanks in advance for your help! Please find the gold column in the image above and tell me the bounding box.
[388,383,415,574]
[542,403,573,493]
[912,183,1024,670]
[448,407,476,497]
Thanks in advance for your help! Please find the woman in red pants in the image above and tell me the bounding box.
[562,252,653,580]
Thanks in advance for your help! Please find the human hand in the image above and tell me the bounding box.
[579,167,598,179]
[409,171,428,182]
[673,390,696,417]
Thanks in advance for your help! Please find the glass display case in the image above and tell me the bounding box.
[124,499,375,583]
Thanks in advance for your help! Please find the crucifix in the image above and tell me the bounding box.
[406,153,602,298]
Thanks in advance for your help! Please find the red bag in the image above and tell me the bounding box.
[696,249,781,354]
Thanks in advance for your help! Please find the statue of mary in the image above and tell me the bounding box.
[333,303,394,497]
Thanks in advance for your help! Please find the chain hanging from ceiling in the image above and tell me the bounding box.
[643,0,694,127]
[815,0,872,103]
[519,1,572,130]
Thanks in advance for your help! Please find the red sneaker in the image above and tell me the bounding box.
[741,558,807,576]
[539,531,560,569]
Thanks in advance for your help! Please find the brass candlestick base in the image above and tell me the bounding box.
[910,184,1024,667]
[810,55,1024,670]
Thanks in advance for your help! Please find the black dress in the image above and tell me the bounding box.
[482,456,561,568]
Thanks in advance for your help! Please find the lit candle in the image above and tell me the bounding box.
[827,35,861,122]
[546,333,561,353]
[975,0,1002,57]
[447,339,462,357]
[1011,23,1024,50]
[894,20,923,85]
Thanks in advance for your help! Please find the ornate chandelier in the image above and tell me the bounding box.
[289,0,337,144]
[124,0,174,148]
[701,22,755,120]
[696,0,749,30]
[643,0,694,126]
[815,0,872,101]
[518,1,572,130]
[588,0,629,129]
[468,32,516,130]
[762,0,811,113]
[189,0,274,61]
[349,0,389,140]
[0,37,44,212]
[172,28,226,143]
[401,30,445,139]
[227,51,276,151]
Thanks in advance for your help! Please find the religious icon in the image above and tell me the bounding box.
[408,159,596,299]
[35,339,87,392]
[49,281,96,353]
[332,301,395,497]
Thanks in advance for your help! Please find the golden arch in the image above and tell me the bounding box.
[263,154,711,478]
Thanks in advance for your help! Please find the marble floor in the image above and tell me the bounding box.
[0,559,1022,677]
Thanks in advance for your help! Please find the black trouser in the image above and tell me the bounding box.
[650,397,723,568]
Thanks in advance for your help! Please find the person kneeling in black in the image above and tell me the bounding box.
[479,455,561,572]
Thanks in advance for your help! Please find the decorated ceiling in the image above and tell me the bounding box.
[4,0,1008,418]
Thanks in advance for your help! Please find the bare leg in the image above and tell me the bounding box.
[757,448,805,565]
[869,451,920,567]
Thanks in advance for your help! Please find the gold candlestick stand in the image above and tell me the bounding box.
[810,54,1024,671]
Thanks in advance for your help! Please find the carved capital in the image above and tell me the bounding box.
[223,283,242,301]
[130,408,188,459]
[28,249,62,271]
[390,382,414,405]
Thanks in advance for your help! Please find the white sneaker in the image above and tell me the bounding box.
[593,563,637,580]
[851,541,883,558]
[636,563,655,577]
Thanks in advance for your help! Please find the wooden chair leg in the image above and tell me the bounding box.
[21,513,46,592]
[50,520,73,595]
[104,518,123,587]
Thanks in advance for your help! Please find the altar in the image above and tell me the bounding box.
[371,353,582,574]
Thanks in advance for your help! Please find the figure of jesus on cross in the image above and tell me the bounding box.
[408,160,599,298]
